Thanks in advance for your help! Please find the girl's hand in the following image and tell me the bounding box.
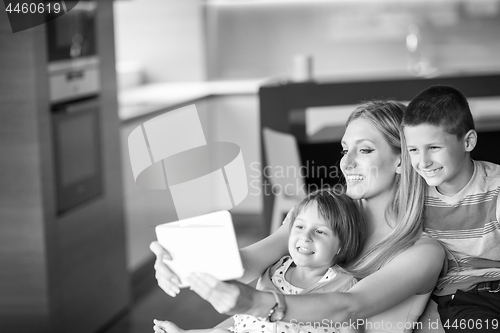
[187,272,259,315]
[150,241,181,297]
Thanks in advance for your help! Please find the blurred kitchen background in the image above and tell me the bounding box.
[1,0,500,332]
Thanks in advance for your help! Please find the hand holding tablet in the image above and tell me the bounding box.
[155,211,244,288]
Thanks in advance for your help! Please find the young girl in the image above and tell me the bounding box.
[153,189,366,333]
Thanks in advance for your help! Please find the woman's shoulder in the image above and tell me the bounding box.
[394,236,445,269]
[371,235,445,294]
[414,235,444,252]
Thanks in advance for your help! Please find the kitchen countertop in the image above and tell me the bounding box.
[118,79,269,122]
[118,76,500,129]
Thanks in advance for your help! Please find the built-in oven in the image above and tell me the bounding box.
[51,97,102,214]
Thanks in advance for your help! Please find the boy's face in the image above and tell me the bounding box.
[404,124,472,196]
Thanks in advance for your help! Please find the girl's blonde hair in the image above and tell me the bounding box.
[344,101,427,278]
[289,189,367,266]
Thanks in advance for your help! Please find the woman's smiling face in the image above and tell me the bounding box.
[340,118,401,201]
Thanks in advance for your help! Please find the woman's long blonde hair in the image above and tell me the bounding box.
[345,101,427,279]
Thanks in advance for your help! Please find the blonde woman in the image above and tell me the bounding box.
[151,101,445,333]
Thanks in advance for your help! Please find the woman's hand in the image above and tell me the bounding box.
[187,272,265,315]
[150,241,181,297]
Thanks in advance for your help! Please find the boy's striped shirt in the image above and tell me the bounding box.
[424,160,500,296]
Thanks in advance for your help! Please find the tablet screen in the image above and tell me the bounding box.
[155,210,244,288]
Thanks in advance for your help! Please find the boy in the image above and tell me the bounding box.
[402,85,500,333]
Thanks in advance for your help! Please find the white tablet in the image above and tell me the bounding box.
[155,210,244,288]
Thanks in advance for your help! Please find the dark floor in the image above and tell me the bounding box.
[103,214,267,333]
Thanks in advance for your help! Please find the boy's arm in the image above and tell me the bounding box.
[497,192,500,232]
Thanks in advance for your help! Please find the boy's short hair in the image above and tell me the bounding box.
[403,85,475,138]
[289,189,366,265]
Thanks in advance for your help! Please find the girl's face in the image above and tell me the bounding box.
[288,202,340,269]
[340,118,401,202]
